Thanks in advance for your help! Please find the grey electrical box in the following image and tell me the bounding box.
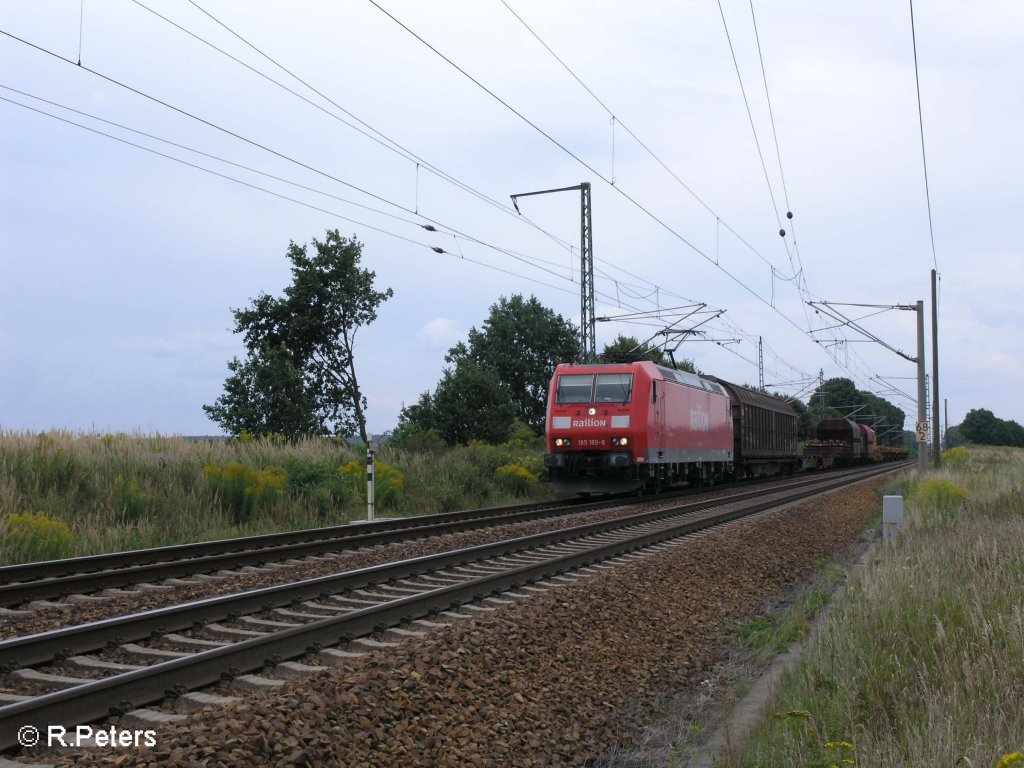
[882,495,905,542]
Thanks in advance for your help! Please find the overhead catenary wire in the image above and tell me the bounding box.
[174,0,581,257]
[502,0,870,396]
[747,0,814,331]
[366,1,808,311]
[0,34,615,296]
[499,0,800,282]
[146,0,739,329]
[714,0,789,244]
[0,85,427,229]
[368,1,894,392]
[118,1,819,385]
[0,83,580,285]
[907,0,940,272]
[0,96,434,251]
[4,12,886,403]
[0,93,600,303]
[161,2,735,325]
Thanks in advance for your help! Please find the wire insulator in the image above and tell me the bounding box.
[786,211,793,220]
[431,247,444,254]
[778,229,786,237]
[422,224,437,231]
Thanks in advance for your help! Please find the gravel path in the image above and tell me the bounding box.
[22,478,886,767]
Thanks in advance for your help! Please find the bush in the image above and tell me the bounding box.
[281,456,346,518]
[1,511,74,562]
[464,442,512,474]
[338,460,406,508]
[495,463,539,495]
[388,424,446,453]
[203,462,287,524]
[504,420,543,449]
[911,478,969,525]
[942,446,970,468]
[282,456,330,492]
[114,475,149,522]
[912,478,968,506]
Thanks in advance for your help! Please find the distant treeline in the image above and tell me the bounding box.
[947,408,1024,448]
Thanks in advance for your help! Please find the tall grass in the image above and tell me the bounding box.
[732,446,1024,767]
[0,431,556,565]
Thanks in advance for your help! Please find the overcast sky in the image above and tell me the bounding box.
[1,0,1021,437]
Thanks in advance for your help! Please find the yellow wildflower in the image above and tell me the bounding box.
[996,753,1024,768]
[773,709,811,720]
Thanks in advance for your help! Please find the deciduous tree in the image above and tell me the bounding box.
[445,295,579,434]
[204,230,392,441]
[399,294,578,443]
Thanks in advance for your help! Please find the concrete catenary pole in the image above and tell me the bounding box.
[931,269,941,468]
[944,398,949,450]
[916,300,928,476]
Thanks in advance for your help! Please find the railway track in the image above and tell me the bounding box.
[0,471,833,608]
[0,495,627,607]
[0,463,902,754]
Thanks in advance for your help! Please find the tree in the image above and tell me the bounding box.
[599,334,699,373]
[960,408,999,444]
[445,295,579,434]
[204,230,392,441]
[601,335,667,365]
[398,295,578,443]
[944,425,965,449]
[959,408,1024,447]
[408,365,518,445]
[804,377,905,445]
[202,343,323,437]
[807,377,860,420]
[396,366,518,445]
[770,393,814,441]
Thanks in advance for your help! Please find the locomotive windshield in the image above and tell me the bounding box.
[595,373,633,403]
[556,374,594,404]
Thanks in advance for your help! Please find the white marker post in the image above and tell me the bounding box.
[367,439,377,522]
[882,495,904,542]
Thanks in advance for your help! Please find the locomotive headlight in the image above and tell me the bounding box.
[588,407,597,416]
[554,438,572,447]
[612,437,629,446]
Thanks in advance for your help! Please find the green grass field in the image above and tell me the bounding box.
[730,445,1024,768]
[0,430,556,565]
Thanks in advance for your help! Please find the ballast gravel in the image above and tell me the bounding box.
[25,478,888,767]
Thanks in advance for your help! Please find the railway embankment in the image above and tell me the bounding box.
[24,474,891,766]
[701,446,1024,767]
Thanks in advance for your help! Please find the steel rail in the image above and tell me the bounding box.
[0,465,886,671]
[0,496,641,606]
[0,470,842,606]
[0,464,902,751]
[0,497,597,584]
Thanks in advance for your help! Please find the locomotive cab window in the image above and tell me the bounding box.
[556,374,594,404]
[595,373,633,404]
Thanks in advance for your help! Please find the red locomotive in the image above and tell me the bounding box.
[544,361,798,494]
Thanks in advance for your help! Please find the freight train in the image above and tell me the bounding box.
[543,361,798,494]
[802,417,909,469]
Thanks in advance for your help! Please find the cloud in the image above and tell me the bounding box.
[416,318,461,349]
